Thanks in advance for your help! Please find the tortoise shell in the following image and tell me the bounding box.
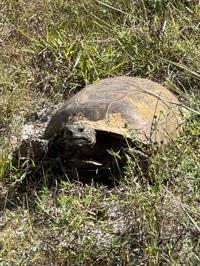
[44,76,183,145]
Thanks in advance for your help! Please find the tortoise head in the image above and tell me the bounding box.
[64,123,96,147]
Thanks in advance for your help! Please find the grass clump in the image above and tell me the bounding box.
[0,0,200,265]
[1,182,199,265]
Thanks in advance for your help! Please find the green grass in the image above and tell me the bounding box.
[0,0,200,265]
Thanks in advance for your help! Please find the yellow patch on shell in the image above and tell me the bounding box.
[71,113,131,137]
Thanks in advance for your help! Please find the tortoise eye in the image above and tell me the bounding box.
[78,128,84,133]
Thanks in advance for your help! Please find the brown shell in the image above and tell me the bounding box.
[44,76,183,145]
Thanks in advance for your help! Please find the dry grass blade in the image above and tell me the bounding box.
[124,79,200,115]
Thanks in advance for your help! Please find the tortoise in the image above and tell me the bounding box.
[43,76,183,171]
